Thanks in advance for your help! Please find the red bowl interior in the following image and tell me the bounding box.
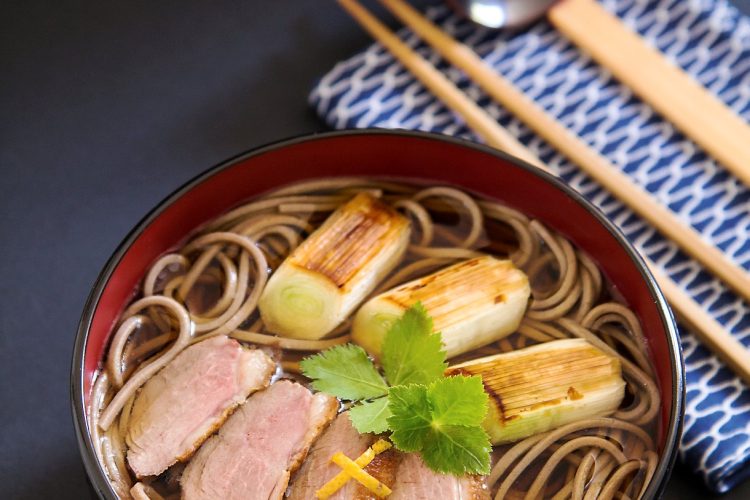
[76,130,682,493]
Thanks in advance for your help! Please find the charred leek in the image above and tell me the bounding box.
[259,193,410,340]
[448,338,626,444]
[352,255,530,359]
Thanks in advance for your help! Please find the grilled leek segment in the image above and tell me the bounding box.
[259,193,410,340]
[448,338,625,444]
[352,255,530,359]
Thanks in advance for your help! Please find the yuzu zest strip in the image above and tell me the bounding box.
[316,439,392,499]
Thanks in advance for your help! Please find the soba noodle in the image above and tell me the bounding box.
[89,178,661,499]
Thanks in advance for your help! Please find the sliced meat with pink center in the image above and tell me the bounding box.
[288,411,375,499]
[389,453,489,500]
[126,335,275,477]
[181,380,338,500]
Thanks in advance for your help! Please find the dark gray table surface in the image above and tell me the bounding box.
[3,1,749,498]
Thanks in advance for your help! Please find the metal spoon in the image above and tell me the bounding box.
[448,0,555,29]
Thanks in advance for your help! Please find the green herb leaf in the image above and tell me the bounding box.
[301,344,388,400]
[381,302,447,387]
[349,397,392,434]
[388,377,491,475]
[301,306,491,477]
[420,424,492,475]
[428,375,489,427]
[384,384,433,451]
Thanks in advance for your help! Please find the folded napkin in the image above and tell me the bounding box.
[310,0,750,493]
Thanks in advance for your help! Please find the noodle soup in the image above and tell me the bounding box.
[87,178,663,499]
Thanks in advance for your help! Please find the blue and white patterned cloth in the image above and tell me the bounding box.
[310,0,750,492]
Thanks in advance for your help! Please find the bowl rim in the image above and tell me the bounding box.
[71,128,684,499]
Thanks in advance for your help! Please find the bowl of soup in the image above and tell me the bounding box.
[72,129,684,499]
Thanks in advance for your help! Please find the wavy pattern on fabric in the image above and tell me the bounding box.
[310,0,750,492]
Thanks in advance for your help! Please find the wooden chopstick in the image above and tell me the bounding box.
[548,0,750,189]
[378,0,750,307]
[649,264,750,384]
[338,0,750,385]
[335,0,539,167]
